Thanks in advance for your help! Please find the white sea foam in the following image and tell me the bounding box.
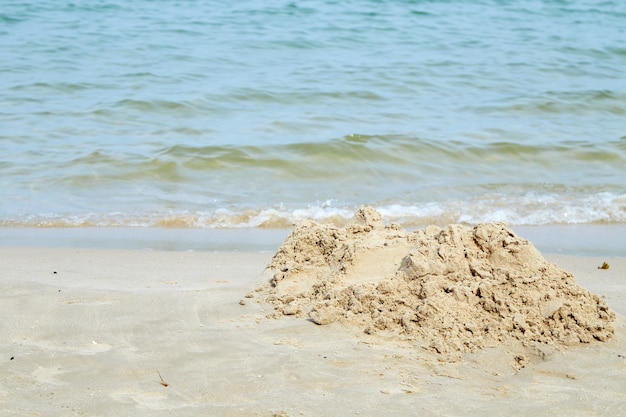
[3,192,624,229]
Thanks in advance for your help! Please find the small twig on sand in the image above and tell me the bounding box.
[156,369,169,387]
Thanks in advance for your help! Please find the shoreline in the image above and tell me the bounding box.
[1,223,626,256]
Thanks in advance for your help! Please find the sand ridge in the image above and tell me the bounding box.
[260,206,615,356]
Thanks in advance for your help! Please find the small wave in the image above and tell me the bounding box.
[8,81,106,94]
[112,99,200,113]
[0,14,25,24]
[475,90,626,116]
[153,135,626,175]
[221,88,386,105]
[5,136,625,200]
[3,192,625,229]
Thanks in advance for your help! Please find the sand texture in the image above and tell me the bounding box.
[262,207,615,359]
[1,236,625,416]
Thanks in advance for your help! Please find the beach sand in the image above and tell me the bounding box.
[1,246,625,416]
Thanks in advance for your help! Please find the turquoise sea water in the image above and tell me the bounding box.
[1,0,625,230]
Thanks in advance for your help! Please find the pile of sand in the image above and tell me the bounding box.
[259,206,614,355]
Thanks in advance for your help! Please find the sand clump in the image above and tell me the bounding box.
[259,206,615,355]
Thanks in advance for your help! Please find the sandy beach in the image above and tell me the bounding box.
[3,1,625,414]
[1,237,625,417]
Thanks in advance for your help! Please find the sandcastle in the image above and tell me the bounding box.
[259,206,614,355]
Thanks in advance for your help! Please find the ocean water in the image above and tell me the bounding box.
[2,0,625,230]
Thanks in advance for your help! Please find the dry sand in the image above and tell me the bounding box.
[1,233,625,415]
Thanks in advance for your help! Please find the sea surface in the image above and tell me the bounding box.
[2,0,625,231]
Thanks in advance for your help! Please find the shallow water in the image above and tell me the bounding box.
[2,0,625,228]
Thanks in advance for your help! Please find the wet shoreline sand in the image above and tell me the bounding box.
[2,223,625,256]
